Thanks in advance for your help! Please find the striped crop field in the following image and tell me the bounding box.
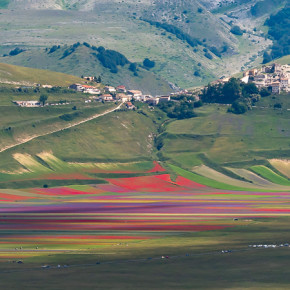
[0,172,290,261]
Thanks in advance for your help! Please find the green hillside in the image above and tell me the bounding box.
[0,80,289,189]
[0,62,84,86]
[0,103,164,173]
[158,100,290,167]
[1,44,172,95]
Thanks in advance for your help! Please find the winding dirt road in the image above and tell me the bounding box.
[0,102,124,154]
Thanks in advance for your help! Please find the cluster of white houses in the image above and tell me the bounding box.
[14,63,288,108]
[241,63,290,94]
[13,84,172,108]
[69,83,171,107]
[13,100,41,107]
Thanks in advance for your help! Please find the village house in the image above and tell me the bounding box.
[83,76,95,81]
[128,90,143,100]
[104,86,116,93]
[116,93,131,102]
[69,83,83,92]
[271,82,281,94]
[126,101,135,110]
[142,95,152,102]
[253,74,268,89]
[249,69,258,76]
[82,85,101,94]
[42,84,53,89]
[146,97,160,105]
[101,94,114,101]
[158,96,171,103]
[273,63,282,73]
[13,101,41,107]
[280,77,289,89]
[116,85,127,93]
[241,75,249,84]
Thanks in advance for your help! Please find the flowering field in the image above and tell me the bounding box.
[0,172,290,261]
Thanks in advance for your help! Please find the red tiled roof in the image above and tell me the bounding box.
[82,85,95,89]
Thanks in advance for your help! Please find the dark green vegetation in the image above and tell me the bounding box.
[251,0,285,17]
[157,95,201,120]
[201,78,263,114]
[263,3,290,63]
[230,26,244,36]
[0,0,9,9]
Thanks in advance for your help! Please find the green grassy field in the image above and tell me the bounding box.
[0,103,164,173]
[251,165,290,186]
[161,104,290,165]
[0,62,84,86]
[0,103,114,162]
[2,218,290,289]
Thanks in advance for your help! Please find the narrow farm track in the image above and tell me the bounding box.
[0,102,124,154]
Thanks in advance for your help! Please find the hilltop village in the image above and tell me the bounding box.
[215,63,290,94]
[12,63,289,109]
[12,80,187,108]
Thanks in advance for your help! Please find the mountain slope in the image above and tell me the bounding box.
[0,0,276,89]
[1,43,172,94]
[0,62,84,86]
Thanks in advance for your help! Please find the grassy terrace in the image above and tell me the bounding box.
[161,104,290,166]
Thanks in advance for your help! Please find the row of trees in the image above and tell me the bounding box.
[157,95,203,120]
[158,100,197,119]
[143,19,202,48]
[95,46,130,74]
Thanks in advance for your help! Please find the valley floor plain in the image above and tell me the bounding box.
[0,64,289,288]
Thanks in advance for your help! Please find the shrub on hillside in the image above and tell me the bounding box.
[96,48,129,73]
[204,52,213,60]
[228,100,247,114]
[48,45,60,54]
[260,87,271,97]
[209,46,222,58]
[9,47,25,56]
[129,63,138,76]
[143,58,155,69]
[230,26,243,36]
[158,100,196,119]
[194,70,201,77]
[83,42,91,48]
[273,103,282,109]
